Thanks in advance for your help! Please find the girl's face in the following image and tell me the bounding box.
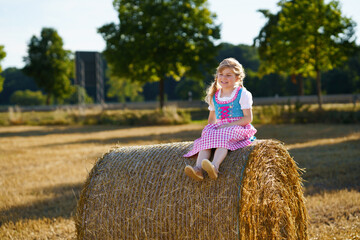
[217,67,239,90]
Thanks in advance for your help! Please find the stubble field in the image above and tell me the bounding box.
[0,123,359,239]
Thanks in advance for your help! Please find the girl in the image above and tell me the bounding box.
[183,58,257,181]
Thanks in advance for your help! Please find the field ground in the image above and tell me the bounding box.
[0,123,359,239]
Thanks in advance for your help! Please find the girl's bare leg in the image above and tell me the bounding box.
[201,148,227,179]
[212,148,228,170]
[195,149,211,167]
[184,149,211,181]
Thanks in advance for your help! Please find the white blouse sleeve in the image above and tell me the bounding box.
[208,98,215,111]
[239,88,253,109]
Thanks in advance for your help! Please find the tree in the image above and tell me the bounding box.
[254,0,357,108]
[98,0,220,109]
[10,90,46,106]
[322,48,360,94]
[217,43,260,72]
[0,45,6,93]
[63,86,94,104]
[0,67,39,104]
[254,8,313,96]
[106,65,144,102]
[23,28,73,105]
[175,77,205,100]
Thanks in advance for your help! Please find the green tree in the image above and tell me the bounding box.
[217,43,260,72]
[322,48,360,94]
[254,8,313,96]
[255,0,357,108]
[63,86,94,104]
[106,65,144,102]
[175,77,205,100]
[0,67,39,104]
[0,45,6,93]
[23,28,73,105]
[98,0,220,109]
[10,90,46,106]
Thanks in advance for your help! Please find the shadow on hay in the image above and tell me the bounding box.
[38,129,202,147]
[0,183,82,225]
[0,125,123,138]
[289,138,360,195]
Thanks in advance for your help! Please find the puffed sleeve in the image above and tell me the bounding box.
[208,98,215,111]
[239,88,253,109]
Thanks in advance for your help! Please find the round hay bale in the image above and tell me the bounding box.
[76,140,308,240]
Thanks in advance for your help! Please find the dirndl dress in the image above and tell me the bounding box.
[183,87,257,158]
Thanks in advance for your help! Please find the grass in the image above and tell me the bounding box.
[1,103,359,126]
[1,106,192,126]
[0,123,359,239]
[251,103,360,124]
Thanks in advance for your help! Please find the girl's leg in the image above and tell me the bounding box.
[184,149,211,181]
[201,148,228,179]
[195,149,211,167]
[212,148,228,169]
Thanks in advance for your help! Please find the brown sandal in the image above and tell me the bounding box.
[201,159,219,179]
[184,165,204,181]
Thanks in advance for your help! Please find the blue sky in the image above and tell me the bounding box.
[0,0,359,69]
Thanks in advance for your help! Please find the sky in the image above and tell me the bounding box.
[0,0,359,69]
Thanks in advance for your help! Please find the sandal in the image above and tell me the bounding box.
[201,159,219,179]
[184,165,204,181]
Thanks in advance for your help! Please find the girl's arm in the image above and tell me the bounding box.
[235,108,253,126]
[217,108,253,128]
[208,111,217,124]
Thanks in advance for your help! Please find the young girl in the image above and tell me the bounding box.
[183,58,257,181]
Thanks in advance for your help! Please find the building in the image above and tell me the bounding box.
[75,51,105,104]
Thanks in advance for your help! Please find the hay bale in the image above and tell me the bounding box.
[76,140,308,240]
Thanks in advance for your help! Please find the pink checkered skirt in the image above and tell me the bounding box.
[183,117,257,157]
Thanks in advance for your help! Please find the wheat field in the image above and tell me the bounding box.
[0,123,359,239]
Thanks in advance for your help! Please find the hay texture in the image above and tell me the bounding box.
[76,140,308,240]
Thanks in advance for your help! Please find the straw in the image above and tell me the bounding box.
[76,140,308,240]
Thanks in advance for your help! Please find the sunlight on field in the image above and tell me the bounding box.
[287,132,360,149]
[0,124,359,239]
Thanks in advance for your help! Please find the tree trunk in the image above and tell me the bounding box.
[316,70,322,110]
[297,74,304,96]
[159,78,164,110]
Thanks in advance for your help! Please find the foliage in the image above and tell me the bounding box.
[252,103,360,124]
[63,86,94,104]
[132,42,360,100]
[23,28,73,105]
[322,49,360,94]
[106,65,144,102]
[254,8,309,78]
[0,67,39,104]
[98,0,220,108]
[175,77,205,100]
[217,43,260,72]
[9,90,46,106]
[254,0,357,107]
[175,43,261,101]
[0,45,6,93]
[245,71,298,97]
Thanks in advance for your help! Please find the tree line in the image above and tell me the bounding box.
[0,0,359,108]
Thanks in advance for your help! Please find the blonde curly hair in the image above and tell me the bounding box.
[205,58,246,104]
